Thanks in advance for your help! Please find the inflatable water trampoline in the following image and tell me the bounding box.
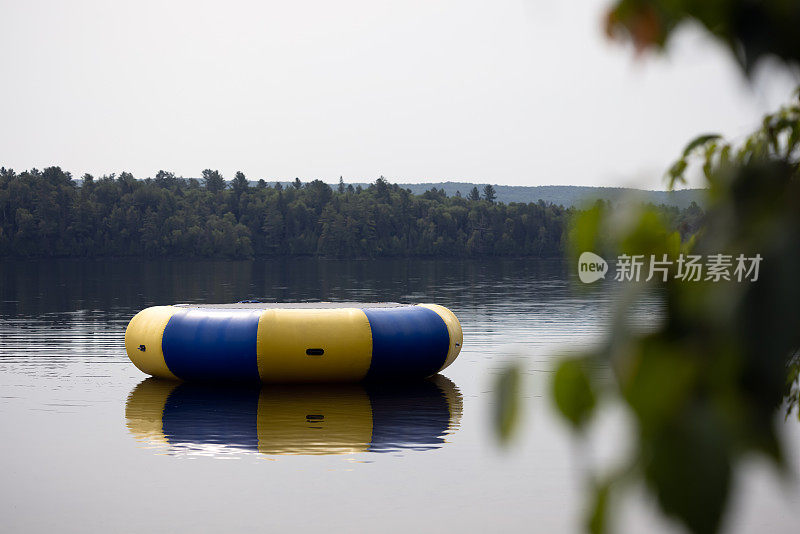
[125,302,462,382]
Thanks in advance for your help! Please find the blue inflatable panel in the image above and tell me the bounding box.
[161,384,261,451]
[162,309,261,382]
[367,381,451,451]
[364,306,450,380]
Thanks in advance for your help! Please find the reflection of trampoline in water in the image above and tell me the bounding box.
[125,375,463,456]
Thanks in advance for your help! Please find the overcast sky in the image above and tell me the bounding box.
[1,0,797,189]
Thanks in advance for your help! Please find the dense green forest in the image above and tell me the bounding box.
[0,166,704,259]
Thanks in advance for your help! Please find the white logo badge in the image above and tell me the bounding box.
[578,252,608,284]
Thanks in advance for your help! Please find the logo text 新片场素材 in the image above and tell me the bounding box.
[578,252,762,284]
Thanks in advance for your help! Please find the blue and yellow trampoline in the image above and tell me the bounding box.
[125,303,462,382]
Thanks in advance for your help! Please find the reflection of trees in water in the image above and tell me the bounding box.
[0,256,582,318]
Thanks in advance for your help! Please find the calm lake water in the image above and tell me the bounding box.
[0,258,797,533]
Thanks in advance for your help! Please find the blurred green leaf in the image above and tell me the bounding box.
[494,363,521,443]
[618,209,672,258]
[605,1,800,74]
[683,134,722,158]
[552,358,596,430]
[667,158,688,189]
[570,202,606,259]
[665,230,681,257]
[587,480,611,534]
[644,405,731,534]
[617,339,698,436]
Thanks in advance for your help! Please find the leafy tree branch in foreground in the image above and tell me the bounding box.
[495,0,800,530]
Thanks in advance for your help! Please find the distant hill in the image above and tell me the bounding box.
[387,183,704,209]
[202,178,704,209]
[297,182,704,209]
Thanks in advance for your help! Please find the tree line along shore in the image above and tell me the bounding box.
[0,167,704,259]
